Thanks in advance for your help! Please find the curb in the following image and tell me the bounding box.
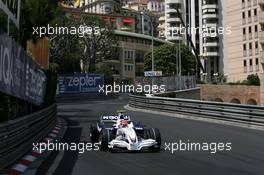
[5,118,67,175]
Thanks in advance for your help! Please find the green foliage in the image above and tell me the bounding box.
[49,14,116,73]
[49,15,82,73]
[95,64,114,85]
[228,74,260,86]
[246,74,260,86]
[19,0,60,46]
[78,15,118,72]
[144,43,196,76]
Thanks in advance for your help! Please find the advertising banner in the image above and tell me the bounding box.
[0,32,46,106]
[58,73,104,94]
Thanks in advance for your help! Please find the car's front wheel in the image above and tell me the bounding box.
[147,128,161,151]
[90,124,99,143]
[99,129,112,151]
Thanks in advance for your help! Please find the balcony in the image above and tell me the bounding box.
[203,42,219,47]
[202,4,218,10]
[203,23,218,28]
[166,17,181,23]
[203,52,219,57]
[202,13,218,19]
[166,0,181,4]
[166,8,182,14]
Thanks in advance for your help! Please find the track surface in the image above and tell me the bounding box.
[39,97,264,175]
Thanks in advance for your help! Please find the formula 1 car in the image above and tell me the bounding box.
[90,110,161,151]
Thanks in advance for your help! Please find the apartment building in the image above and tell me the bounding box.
[222,0,260,82]
[103,30,171,82]
[199,0,223,80]
[258,0,264,104]
[79,0,122,14]
[199,0,264,104]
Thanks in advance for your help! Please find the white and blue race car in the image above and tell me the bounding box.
[90,110,161,152]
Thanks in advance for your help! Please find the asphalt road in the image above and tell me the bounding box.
[38,96,264,175]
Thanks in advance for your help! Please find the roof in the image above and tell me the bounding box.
[113,30,172,44]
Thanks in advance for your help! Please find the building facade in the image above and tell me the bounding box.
[199,0,223,80]
[104,30,170,82]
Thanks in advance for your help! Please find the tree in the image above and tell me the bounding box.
[78,15,118,72]
[49,15,82,73]
[246,74,260,86]
[49,14,117,73]
[144,43,196,76]
[19,0,60,47]
[95,64,114,85]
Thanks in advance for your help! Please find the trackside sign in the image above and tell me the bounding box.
[0,32,47,106]
[58,73,104,93]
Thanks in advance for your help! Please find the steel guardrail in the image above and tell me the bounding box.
[129,95,264,126]
[0,104,57,169]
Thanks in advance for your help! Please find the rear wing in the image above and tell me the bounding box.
[100,115,131,122]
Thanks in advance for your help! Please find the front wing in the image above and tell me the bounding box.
[108,139,157,151]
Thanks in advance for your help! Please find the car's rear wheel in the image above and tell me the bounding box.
[90,124,99,143]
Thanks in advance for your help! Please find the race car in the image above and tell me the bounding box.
[90,110,161,151]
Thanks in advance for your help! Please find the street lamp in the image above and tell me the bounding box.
[141,12,155,86]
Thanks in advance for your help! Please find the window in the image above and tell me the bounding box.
[243,28,246,40]
[248,10,251,23]
[243,44,247,57]
[124,65,133,72]
[255,25,258,38]
[242,12,246,24]
[242,12,245,19]
[254,9,257,16]
[249,43,252,56]
[255,41,258,54]
[244,60,247,73]
[249,26,252,39]
[249,59,253,72]
[256,58,259,71]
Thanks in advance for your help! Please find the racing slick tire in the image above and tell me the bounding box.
[148,128,161,151]
[100,129,113,151]
[90,124,99,143]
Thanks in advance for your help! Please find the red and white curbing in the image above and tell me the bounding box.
[7,119,65,175]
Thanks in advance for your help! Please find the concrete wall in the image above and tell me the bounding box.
[200,84,260,105]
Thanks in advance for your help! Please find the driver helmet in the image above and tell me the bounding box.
[120,119,128,127]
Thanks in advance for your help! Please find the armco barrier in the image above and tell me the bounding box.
[0,104,57,169]
[129,95,264,126]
